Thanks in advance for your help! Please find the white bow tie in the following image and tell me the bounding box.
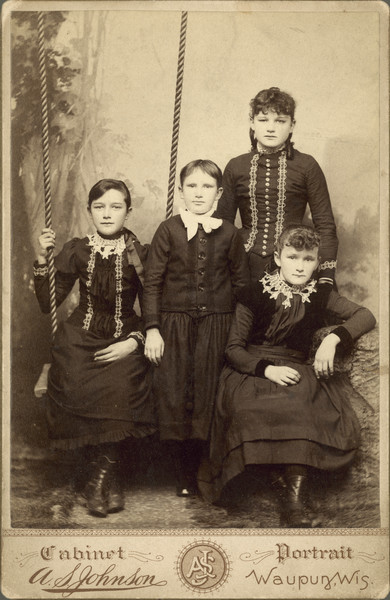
[179,208,222,241]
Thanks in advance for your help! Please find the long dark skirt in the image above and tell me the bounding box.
[154,311,233,441]
[46,321,155,450]
[199,345,360,502]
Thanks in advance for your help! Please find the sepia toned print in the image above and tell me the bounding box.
[2,1,388,598]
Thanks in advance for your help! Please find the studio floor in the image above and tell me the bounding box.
[9,436,380,531]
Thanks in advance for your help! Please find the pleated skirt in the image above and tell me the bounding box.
[46,321,156,450]
[154,311,233,441]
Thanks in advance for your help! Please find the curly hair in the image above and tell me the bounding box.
[250,87,296,120]
[249,87,296,153]
[275,224,320,254]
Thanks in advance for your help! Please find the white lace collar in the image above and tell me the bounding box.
[87,232,126,259]
[261,271,317,308]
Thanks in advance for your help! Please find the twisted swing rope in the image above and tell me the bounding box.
[37,12,57,338]
[166,11,188,219]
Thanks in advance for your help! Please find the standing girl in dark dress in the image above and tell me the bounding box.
[215,87,338,297]
[143,160,250,496]
[34,179,155,518]
[200,224,375,527]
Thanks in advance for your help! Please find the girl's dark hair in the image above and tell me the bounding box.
[179,159,222,188]
[249,87,296,155]
[250,87,296,120]
[275,223,320,254]
[88,179,131,209]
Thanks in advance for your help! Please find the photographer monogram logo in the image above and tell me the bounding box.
[176,540,230,592]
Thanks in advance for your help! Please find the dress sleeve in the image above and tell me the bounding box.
[306,158,338,284]
[325,290,376,349]
[227,228,250,296]
[142,222,170,329]
[33,239,79,314]
[225,302,274,376]
[215,160,238,223]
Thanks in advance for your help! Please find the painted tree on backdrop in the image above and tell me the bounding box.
[11,11,145,323]
[11,11,148,446]
[14,12,116,246]
[11,11,138,386]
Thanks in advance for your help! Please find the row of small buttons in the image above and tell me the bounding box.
[262,159,272,256]
[198,236,207,259]
[188,229,209,411]
[197,234,207,308]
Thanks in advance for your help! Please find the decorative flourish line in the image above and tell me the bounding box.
[239,550,274,564]
[127,551,164,562]
[42,584,166,593]
[15,551,39,567]
[356,551,385,564]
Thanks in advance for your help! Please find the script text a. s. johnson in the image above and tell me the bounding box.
[29,563,167,597]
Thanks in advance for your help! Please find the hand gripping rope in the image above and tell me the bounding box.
[34,12,188,396]
[37,11,57,339]
[34,13,57,398]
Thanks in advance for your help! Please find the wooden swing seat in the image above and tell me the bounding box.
[34,363,51,398]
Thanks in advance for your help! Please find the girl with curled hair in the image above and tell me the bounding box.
[199,224,375,528]
[215,87,338,306]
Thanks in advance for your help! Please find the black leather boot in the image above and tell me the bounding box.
[270,470,287,499]
[280,475,313,528]
[176,440,201,497]
[84,455,112,517]
[107,463,124,513]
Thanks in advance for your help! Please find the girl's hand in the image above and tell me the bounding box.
[145,328,164,365]
[94,338,138,364]
[313,333,340,379]
[37,228,56,263]
[264,365,301,386]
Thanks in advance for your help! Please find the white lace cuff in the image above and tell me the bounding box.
[33,264,49,277]
[318,260,337,272]
[127,331,145,346]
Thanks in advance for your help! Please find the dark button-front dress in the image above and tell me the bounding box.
[34,229,155,450]
[142,214,250,442]
[215,148,338,282]
[199,273,376,502]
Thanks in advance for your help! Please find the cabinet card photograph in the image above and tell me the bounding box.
[2,1,389,598]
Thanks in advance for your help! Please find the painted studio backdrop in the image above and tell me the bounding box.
[11,9,380,482]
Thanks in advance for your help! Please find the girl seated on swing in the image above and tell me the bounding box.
[199,223,375,527]
[34,178,155,518]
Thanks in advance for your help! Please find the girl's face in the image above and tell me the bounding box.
[250,109,294,150]
[274,246,319,286]
[88,189,130,236]
[179,168,223,215]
